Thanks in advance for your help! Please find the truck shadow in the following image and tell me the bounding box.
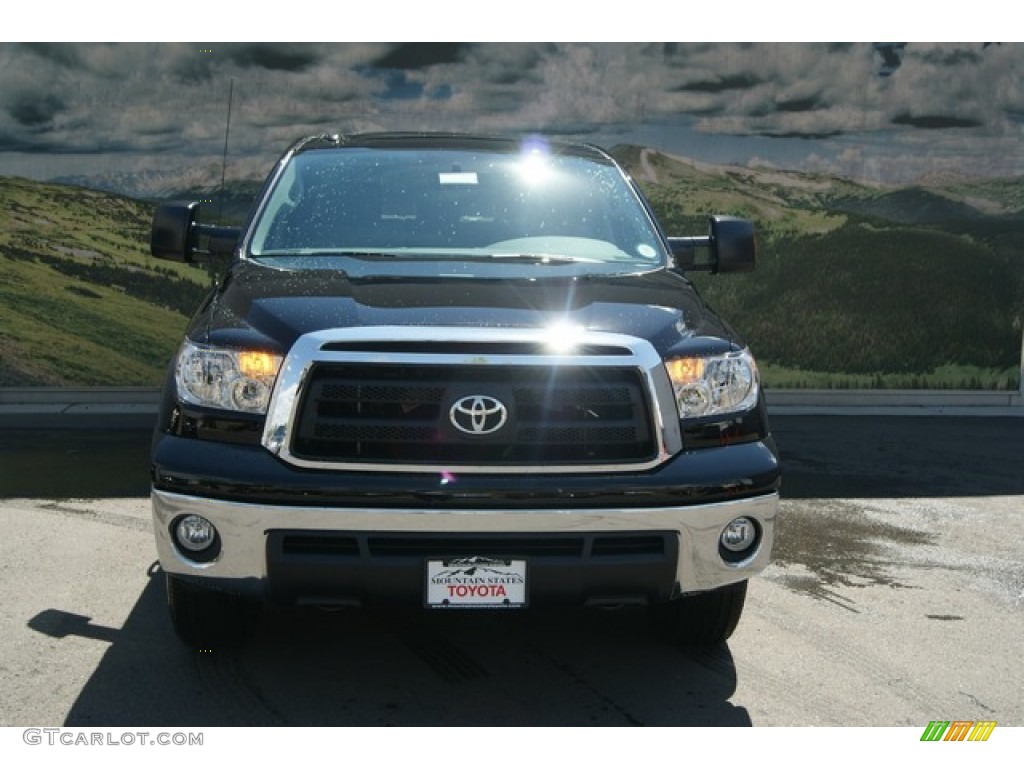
[39,569,751,727]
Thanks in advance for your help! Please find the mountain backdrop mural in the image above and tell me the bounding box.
[1,42,1021,388]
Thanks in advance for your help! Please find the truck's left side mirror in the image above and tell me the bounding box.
[151,202,240,263]
[710,216,757,274]
[668,215,757,274]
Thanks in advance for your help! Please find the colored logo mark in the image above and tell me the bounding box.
[920,720,996,742]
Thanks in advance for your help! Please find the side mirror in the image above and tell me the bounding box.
[150,202,240,263]
[668,215,757,274]
[151,202,199,262]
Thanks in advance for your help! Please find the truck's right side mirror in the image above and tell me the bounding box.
[151,201,200,262]
[668,215,757,274]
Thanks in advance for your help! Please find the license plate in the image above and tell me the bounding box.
[426,557,527,608]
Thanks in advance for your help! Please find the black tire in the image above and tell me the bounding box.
[165,574,259,649]
[649,580,747,647]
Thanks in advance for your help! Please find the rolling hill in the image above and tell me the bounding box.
[0,177,210,386]
[613,147,1024,389]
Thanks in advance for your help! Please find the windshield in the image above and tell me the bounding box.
[247,145,667,271]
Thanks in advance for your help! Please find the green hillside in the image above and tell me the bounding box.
[0,177,210,385]
[614,146,1024,390]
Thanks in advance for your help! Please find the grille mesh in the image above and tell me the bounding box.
[291,362,655,466]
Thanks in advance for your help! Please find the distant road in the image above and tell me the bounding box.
[639,147,658,183]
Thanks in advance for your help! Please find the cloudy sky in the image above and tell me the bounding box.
[0,42,1021,192]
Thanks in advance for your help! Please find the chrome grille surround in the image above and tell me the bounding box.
[262,326,681,474]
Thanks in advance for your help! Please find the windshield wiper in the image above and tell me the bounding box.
[256,250,418,259]
[257,250,606,264]
[482,253,600,264]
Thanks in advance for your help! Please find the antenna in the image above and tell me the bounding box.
[218,77,234,224]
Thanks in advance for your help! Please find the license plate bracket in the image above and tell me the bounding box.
[426,557,527,608]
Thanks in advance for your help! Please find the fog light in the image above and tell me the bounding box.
[175,514,217,553]
[720,517,757,553]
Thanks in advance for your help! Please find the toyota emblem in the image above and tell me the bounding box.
[449,395,508,435]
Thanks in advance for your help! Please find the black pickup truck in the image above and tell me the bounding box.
[149,133,780,648]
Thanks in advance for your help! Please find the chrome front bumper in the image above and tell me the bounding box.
[152,489,778,596]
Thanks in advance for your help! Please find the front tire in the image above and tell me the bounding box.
[650,580,747,647]
[166,574,258,649]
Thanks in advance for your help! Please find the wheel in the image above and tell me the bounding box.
[165,574,259,649]
[649,580,747,647]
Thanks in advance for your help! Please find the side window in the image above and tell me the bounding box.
[250,162,298,253]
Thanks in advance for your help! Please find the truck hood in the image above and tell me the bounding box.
[191,259,742,357]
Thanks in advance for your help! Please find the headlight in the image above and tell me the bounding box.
[175,340,283,414]
[665,349,759,419]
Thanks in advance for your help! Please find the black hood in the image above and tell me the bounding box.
[189,259,742,358]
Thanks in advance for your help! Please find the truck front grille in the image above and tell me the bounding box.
[290,362,655,466]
